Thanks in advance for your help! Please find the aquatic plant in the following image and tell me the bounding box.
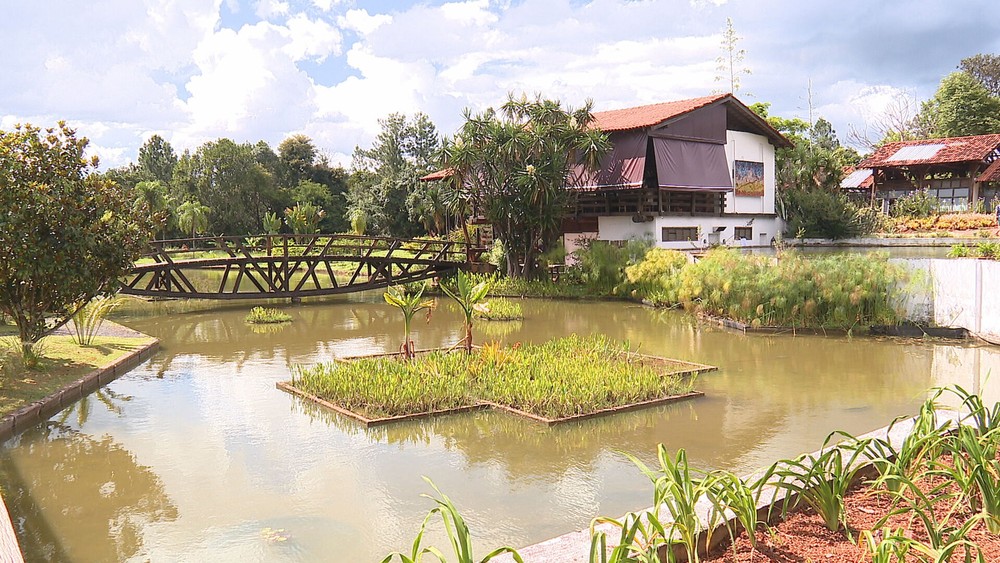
[440,270,490,353]
[292,335,698,420]
[244,306,292,324]
[384,284,435,359]
[473,298,523,321]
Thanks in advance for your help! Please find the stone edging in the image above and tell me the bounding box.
[0,338,159,443]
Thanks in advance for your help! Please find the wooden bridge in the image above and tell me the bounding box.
[121,234,485,300]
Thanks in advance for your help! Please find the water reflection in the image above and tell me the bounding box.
[0,422,177,562]
[0,294,996,561]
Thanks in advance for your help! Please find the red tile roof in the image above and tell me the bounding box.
[859,134,1000,168]
[591,94,729,132]
[419,168,455,182]
[978,158,1000,183]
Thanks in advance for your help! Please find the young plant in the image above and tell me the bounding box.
[704,467,773,551]
[589,509,672,563]
[440,270,490,353]
[70,295,121,346]
[864,397,948,494]
[937,424,1000,533]
[381,477,524,563]
[625,446,712,563]
[384,284,434,360]
[771,435,867,536]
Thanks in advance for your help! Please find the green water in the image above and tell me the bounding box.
[2,294,998,562]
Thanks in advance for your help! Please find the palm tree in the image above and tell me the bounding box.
[176,200,211,242]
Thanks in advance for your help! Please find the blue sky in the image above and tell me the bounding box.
[2,0,998,168]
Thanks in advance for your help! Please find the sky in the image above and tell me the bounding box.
[2,0,999,170]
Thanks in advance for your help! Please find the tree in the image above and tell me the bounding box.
[347,113,440,237]
[960,53,1000,97]
[0,122,152,362]
[137,135,177,185]
[715,17,751,94]
[846,91,930,150]
[133,180,173,239]
[188,139,277,234]
[278,134,318,189]
[442,94,610,278]
[918,71,1000,138]
[176,200,211,239]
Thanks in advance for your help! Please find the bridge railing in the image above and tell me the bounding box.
[139,234,486,264]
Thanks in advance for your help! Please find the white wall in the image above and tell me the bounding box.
[598,215,783,249]
[725,130,777,215]
[902,259,1000,342]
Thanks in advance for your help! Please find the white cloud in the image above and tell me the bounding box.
[338,9,392,35]
[440,0,497,26]
[255,0,289,20]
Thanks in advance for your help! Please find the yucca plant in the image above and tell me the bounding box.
[384,284,435,360]
[770,436,867,536]
[381,477,523,563]
[440,270,491,353]
[70,295,121,346]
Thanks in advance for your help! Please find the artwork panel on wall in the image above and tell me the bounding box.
[734,160,764,197]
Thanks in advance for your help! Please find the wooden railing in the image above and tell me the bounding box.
[122,234,485,300]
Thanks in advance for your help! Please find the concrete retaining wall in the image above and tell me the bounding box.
[901,258,1000,342]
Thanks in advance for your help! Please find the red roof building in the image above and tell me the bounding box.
[853,134,1000,211]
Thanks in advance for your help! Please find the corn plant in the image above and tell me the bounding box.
[70,295,121,346]
[440,270,491,353]
[384,284,435,360]
[381,477,523,563]
[770,436,868,536]
[704,467,774,551]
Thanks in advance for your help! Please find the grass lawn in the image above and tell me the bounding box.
[0,335,156,418]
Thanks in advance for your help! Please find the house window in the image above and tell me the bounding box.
[734,227,753,240]
[662,227,699,242]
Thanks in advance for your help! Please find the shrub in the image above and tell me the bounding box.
[780,187,871,239]
[621,248,688,304]
[891,189,939,218]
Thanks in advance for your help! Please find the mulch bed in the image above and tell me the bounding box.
[705,455,1000,562]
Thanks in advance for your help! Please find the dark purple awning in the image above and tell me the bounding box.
[651,137,733,191]
[566,129,647,190]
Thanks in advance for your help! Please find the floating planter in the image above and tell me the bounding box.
[278,335,715,427]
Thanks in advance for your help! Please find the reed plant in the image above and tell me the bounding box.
[293,335,696,420]
[631,248,909,329]
[244,306,292,324]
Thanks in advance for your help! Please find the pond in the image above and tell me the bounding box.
[2,294,998,562]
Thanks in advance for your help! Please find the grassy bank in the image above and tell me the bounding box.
[0,335,156,418]
[291,334,701,420]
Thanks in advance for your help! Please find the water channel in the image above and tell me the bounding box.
[2,293,998,562]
